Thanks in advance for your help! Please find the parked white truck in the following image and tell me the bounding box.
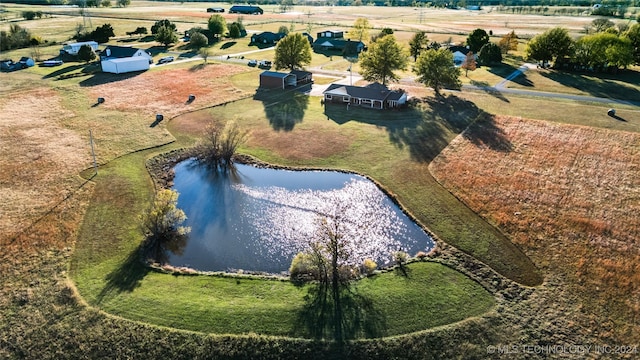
[61,41,99,55]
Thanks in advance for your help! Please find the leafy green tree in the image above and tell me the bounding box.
[77,44,96,63]
[139,189,190,264]
[151,19,176,35]
[359,34,408,86]
[525,27,573,66]
[574,32,633,72]
[198,47,211,63]
[478,42,502,65]
[189,31,208,49]
[278,25,290,35]
[117,0,130,7]
[155,25,178,47]
[348,18,371,42]
[274,32,312,71]
[208,14,227,40]
[466,28,490,53]
[22,11,37,20]
[624,23,640,64]
[0,24,33,51]
[591,18,615,33]
[408,31,428,61]
[101,0,111,7]
[197,119,247,168]
[498,30,518,54]
[228,22,245,38]
[91,23,114,43]
[413,48,461,96]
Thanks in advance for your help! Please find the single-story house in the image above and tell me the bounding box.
[317,30,344,39]
[322,83,407,110]
[229,5,263,14]
[312,38,365,55]
[250,32,286,45]
[447,45,476,66]
[259,71,297,89]
[290,70,313,85]
[100,45,152,74]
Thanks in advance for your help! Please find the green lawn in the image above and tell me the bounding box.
[71,147,495,339]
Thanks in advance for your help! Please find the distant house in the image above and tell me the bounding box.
[322,83,407,110]
[447,45,476,66]
[313,38,365,55]
[312,30,365,55]
[229,5,263,14]
[207,7,224,12]
[100,45,152,74]
[61,41,99,56]
[316,30,344,39]
[250,32,286,45]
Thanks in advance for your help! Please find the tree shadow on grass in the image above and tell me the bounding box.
[324,94,512,161]
[79,71,143,87]
[254,89,309,131]
[42,64,85,79]
[462,113,514,152]
[96,246,149,304]
[296,283,387,342]
[221,41,236,50]
[470,80,510,102]
[539,69,640,102]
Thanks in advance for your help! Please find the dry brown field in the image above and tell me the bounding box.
[430,115,640,340]
[0,64,253,247]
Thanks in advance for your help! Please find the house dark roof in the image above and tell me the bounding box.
[260,71,293,79]
[323,83,404,102]
[290,70,312,80]
[101,45,141,58]
[317,30,344,38]
[313,39,365,53]
[229,5,263,14]
[251,32,286,44]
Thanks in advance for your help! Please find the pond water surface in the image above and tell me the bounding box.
[169,159,435,273]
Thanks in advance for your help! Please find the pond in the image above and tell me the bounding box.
[169,159,435,274]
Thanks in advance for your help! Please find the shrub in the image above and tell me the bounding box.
[393,251,409,265]
[289,252,319,281]
[190,32,208,49]
[362,258,377,275]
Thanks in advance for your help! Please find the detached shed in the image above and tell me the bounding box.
[259,71,296,89]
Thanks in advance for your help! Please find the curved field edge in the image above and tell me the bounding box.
[70,149,495,338]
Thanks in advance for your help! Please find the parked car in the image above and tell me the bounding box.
[247,59,257,67]
[258,60,272,68]
[158,56,175,64]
